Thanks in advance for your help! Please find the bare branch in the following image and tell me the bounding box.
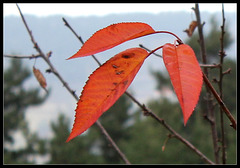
[199,64,221,68]
[4,54,42,59]
[15,4,130,165]
[219,4,227,164]
[202,73,236,130]
[193,4,220,163]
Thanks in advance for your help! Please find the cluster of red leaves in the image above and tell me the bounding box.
[66,22,203,142]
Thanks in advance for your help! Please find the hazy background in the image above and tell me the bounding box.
[3,3,236,150]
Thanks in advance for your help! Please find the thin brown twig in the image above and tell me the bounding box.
[199,64,221,68]
[202,73,236,130]
[124,92,215,165]
[15,4,130,165]
[219,4,227,164]
[3,54,42,59]
[63,17,215,164]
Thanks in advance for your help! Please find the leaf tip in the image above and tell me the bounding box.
[66,54,77,60]
[65,133,76,143]
[183,117,189,126]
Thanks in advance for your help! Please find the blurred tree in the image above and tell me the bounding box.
[4,59,48,164]
[48,113,104,164]
[47,94,132,164]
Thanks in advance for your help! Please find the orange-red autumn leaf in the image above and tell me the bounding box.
[68,22,155,59]
[66,48,149,142]
[162,43,203,125]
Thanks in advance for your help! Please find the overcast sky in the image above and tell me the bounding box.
[4,3,236,17]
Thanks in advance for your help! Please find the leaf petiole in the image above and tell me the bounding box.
[154,31,183,44]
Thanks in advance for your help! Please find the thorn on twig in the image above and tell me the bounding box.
[71,90,76,95]
[33,42,38,49]
[47,51,52,58]
[62,17,85,44]
[223,68,231,75]
[203,114,214,125]
[62,17,69,26]
[212,78,219,83]
[46,69,52,73]
[142,104,150,116]
[230,123,236,129]
[162,134,175,152]
[218,50,226,57]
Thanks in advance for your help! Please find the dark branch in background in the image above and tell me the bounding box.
[192,3,236,164]
[202,73,236,130]
[218,4,227,164]
[193,4,220,164]
[62,17,215,165]
[14,4,130,165]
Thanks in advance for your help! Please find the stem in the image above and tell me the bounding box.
[154,31,183,44]
[139,44,162,58]
[147,45,164,58]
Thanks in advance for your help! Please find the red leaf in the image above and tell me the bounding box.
[66,48,149,142]
[68,22,155,59]
[162,43,203,125]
